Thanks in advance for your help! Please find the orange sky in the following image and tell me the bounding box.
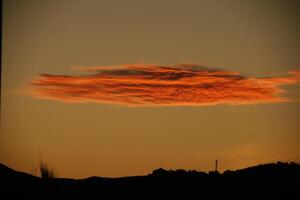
[1,0,300,178]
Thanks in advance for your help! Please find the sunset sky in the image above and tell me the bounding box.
[1,0,300,178]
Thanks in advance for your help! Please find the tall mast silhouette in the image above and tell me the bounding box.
[215,160,218,172]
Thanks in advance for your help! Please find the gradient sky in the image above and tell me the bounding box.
[1,0,300,178]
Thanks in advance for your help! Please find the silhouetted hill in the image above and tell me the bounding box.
[0,162,299,199]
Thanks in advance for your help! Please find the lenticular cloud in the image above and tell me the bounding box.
[29,64,300,106]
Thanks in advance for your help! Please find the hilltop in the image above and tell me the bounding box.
[0,162,299,199]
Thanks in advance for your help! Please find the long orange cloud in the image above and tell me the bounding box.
[29,64,300,106]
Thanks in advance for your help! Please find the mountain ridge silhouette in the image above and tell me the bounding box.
[1,161,299,199]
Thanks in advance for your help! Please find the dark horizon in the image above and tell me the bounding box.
[1,160,299,179]
[1,161,299,199]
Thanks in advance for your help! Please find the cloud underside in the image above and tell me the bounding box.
[30,64,300,106]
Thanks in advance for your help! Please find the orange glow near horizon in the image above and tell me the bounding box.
[29,64,300,106]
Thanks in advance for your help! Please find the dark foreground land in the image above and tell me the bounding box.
[0,162,299,199]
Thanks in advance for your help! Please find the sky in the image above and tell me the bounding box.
[1,0,300,178]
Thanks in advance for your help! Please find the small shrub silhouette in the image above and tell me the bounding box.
[39,161,56,179]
